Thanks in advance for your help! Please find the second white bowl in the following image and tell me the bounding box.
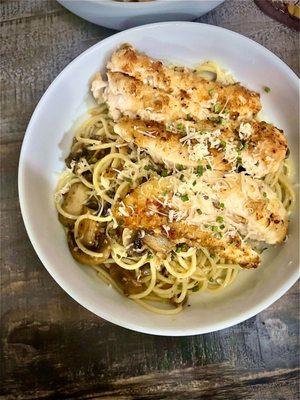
[58,0,225,30]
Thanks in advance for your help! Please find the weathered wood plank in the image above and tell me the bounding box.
[1,0,299,399]
[1,363,299,399]
[0,1,114,146]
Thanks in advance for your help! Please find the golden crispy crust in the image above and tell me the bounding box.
[242,120,287,175]
[114,119,199,168]
[106,72,183,123]
[113,177,262,268]
[108,44,261,119]
[113,173,288,264]
[106,71,260,124]
[114,118,287,177]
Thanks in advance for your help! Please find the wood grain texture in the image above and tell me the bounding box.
[0,1,299,399]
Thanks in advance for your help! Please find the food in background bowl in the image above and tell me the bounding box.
[58,0,225,30]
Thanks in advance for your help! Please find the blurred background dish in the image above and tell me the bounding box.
[58,0,225,30]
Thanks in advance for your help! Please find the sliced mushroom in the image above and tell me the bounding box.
[143,233,174,254]
[59,182,90,227]
[77,217,108,251]
[108,264,145,296]
[84,196,100,212]
[67,227,110,266]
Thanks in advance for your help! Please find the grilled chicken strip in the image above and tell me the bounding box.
[94,71,256,124]
[107,44,261,120]
[114,119,198,168]
[104,71,184,123]
[114,118,287,178]
[113,173,288,268]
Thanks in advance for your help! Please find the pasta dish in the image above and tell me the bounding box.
[55,44,294,314]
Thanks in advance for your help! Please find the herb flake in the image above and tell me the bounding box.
[181,194,189,202]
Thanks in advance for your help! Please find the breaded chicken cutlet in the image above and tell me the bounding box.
[113,173,288,268]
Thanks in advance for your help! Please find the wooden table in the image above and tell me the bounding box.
[1,1,299,398]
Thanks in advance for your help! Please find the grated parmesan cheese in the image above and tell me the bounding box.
[223,140,239,165]
[239,122,253,140]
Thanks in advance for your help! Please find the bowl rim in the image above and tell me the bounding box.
[60,0,194,8]
[18,21,299,336]
[89,0,165,6]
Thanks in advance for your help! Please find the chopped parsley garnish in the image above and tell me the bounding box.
[211,226,219,232]
[206,164,212,170]
[220,224,225,230]
[210,116,225,124]
[179,174,185,182]
[177,123,185,131]
[181,194,189,202]
[144,164,154,171]
[176,164,184,171]
[216,216,224,223]
[208,88,215,96]
[176,243,188,253]
[161,168,168,177]
[239,141,249,151]
[192,180,197,186]
[162,191,168,196]
[263,192,267,198]
[214,103,222,113]
[264,86,271,93]
[186,114,192,121]
[219,202,225,208]
[196,209,202,215]
[237,156,242,165]
[125,177,133,183]
[220,140,226,149]
[147,252,153,260]
[197,165,204,177]
[192,285,199,292]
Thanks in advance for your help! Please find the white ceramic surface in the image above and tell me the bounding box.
[58,0,224,30]
[19,22,299,336]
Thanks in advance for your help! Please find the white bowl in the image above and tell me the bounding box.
[58,0,224,30]
[19,22,299,336]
